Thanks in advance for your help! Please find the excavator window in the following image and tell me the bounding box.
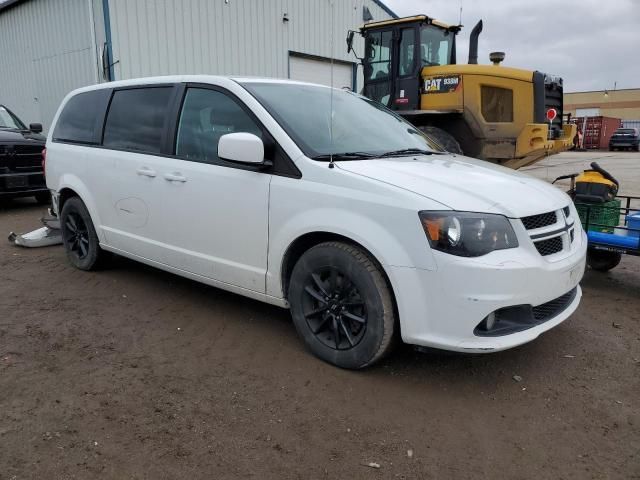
[399,28,416,76]
[365,30,392,80]
[420,26,453,66]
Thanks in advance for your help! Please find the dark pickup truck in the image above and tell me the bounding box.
[0,104,49,203]
[609,128,640,152]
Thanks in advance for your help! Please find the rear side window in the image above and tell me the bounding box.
[103,87,174,153]
[53,90,110,144]
[481,86,514,123]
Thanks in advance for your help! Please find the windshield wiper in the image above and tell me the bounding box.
[379,148,438,157]
[311,152,378,161]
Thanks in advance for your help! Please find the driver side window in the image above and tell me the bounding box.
[176,88,262,163]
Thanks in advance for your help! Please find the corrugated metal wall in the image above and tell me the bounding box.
[0,0,392,129]
[0,0,103,131]
[107,0,393,89]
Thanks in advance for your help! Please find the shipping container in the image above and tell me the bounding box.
[574,116,621,149]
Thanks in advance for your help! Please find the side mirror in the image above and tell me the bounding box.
[29,123,43,133]
[346,30,355,53]
[218,132,264,165]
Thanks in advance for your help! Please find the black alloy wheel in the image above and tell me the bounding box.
[301,266,367,350]
[63,211,90,260]
[288,241,396,369]
[60,196,107,270]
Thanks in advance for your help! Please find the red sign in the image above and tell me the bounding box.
[546,108,557,121]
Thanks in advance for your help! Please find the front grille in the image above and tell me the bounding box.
[522,211,557,230]
[0,144,43,171]
[534,236,563,256]
[13,145,42,155]
[532,288,577,321]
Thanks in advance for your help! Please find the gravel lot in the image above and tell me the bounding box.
[1,153,639,479]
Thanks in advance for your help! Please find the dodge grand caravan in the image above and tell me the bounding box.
[46,76,587,369]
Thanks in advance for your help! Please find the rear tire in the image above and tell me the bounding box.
[288,241,396,369]
[60,196,107,271]
[418,126,463,155]
[587,249,621,272]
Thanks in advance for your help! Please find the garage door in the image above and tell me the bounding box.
[289,54,354,89]
[576,108,600,117]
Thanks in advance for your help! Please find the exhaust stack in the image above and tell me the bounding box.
[468,20,483,64]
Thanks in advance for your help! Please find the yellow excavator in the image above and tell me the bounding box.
[347,15,576,169]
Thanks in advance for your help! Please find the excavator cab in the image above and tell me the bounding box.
[357,16,460,109]
[348,15,576,169]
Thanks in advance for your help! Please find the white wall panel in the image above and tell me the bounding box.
[107,0,394,90]
[0,0,104,130]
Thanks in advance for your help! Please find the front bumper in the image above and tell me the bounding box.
[0,171,47,197]
[388,227,587,353]
[509,123,577,169]
[609,141,639,147]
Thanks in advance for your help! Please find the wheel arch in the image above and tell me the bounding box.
[55,176,105,243]
[280,231,400,326]
[58,186,80,212]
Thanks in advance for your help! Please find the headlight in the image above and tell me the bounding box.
[419,211,519,257]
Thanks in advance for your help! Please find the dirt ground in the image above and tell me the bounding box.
[1,196,639,480]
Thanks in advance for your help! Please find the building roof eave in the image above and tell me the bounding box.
[371,0,398,19]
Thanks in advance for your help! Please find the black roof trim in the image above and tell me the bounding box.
[0,0,26,13]
[371,0,398,19]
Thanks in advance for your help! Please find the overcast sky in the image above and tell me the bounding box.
[383,0,639,92]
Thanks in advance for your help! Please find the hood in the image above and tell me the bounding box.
[0,128,46,144]
[336,154,571,218]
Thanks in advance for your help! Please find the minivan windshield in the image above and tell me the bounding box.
[242,82,441,159]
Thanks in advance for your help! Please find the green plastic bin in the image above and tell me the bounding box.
[576,199,621,233]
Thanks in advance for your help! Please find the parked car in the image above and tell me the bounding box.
[609,128,640,151]
[45,76,587,369]
[0,104,49,203]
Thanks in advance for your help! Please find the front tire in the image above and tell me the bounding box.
[288,242,396,369]
[60,196,106,270]
[587,249,621,272]
[418,126,463,155]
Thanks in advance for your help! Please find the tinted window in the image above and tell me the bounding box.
[53,90,110,144]
[481,86,514,122]
[364,30,392,81]
[420,26,453,66]
[176,88,262,163]
[398,28,416,76]
[103,87,173,153]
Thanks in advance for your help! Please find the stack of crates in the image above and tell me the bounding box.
[576,199,621,233]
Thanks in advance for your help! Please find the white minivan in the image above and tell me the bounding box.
[45,76,587,369]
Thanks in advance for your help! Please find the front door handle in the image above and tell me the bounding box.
[136,166,157,178]
[164,172,187,183]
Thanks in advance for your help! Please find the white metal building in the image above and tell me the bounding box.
[0,0,396,131]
